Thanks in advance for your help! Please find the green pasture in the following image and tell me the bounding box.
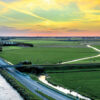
[71,56,100,64]
[0,46,97,64]
[93,45,100,49]
[47,69,100,99]
[3,46,23,51]
[11,39,81,46]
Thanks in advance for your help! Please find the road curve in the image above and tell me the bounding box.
[61,45,100,64]
[87,45,100,52]
[0,58,73,100]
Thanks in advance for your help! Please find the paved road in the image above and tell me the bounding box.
[61,54,100,64]
[87,45,100,52]
[61,45,100,64]
[0,58,73,100]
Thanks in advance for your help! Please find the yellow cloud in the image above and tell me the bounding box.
[0,0,100,34]
[0,1,52,21]
[0,15,21,21]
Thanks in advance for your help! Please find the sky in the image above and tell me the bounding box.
[0,0,100,37]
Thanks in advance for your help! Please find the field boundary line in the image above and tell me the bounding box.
[87,45,100,52]
[60,45,100,64]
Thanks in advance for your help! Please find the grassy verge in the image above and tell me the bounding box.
[29,73,39,81]
[47,69,100,100]
[36,90,55,100]
[29,73,76,100]
[0,68,42,100]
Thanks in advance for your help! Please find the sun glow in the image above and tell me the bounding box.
[45,0,52,4]
[0,0,100,36]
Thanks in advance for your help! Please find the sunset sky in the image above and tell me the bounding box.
[0,0,100,37]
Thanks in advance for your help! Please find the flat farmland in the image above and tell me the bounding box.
[71,55,100,64]
[93,45,100,49]
[47,69,100,99]
[0,43,98,64]
[11,39,81,46]
[71,44,100,64]
[3,46,23,51]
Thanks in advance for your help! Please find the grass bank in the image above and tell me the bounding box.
[36,90,55,100]
[47,68,100,100]
[0,69,42,100]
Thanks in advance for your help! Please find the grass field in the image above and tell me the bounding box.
[0,46,97,64]
[11,39,81,46]
[93,45,100,49]
[71,56,100,64]
[70,44,100,64]
[0,40,98,64]
[47,69,100,99]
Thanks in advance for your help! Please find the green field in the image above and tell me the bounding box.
[93,45,100,49]
[0,40,98,64]
[71,56,100,64]
[70,45,100,64]
[11,39,81,46]
[3,46,23,51]
[47,69,100,99]
[0,46,97,64]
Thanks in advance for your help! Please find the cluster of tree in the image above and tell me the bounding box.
[3,42,34,47]
[16,63,100,75]
[16,66,44,75]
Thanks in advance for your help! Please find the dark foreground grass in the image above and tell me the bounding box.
[29,73,76,100]
[0,47,97,64]
[36,90,55,100]
[93,45,100,49]
[47,69,100,100]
